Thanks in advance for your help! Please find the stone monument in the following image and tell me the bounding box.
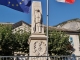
[29,1,49,60]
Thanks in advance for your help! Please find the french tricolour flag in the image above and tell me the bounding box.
[56,0,75,4]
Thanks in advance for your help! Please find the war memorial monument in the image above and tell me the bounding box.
[28,1,49,60]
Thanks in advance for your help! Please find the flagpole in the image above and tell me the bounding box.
[47,0,49,59]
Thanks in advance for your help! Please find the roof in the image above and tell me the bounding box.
[55,18,80,27]
[12,20,31,29]
[44,26,80,33]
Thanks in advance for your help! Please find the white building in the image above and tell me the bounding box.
[12,20,31,33]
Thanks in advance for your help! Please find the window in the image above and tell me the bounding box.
[69,37,74,46]
[79,44,80,51]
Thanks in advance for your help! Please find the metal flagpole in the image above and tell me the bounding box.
[47,0,49,59]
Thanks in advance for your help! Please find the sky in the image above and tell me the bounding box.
[0,0,80,26]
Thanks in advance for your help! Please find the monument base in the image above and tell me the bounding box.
[29,33,50,60]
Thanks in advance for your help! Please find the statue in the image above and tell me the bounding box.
[33,8,42,33]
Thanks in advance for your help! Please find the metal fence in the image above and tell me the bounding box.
[0,56,80,60]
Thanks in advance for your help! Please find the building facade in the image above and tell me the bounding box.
[12,21,31,33]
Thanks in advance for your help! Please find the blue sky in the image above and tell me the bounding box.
[0,0,80,26]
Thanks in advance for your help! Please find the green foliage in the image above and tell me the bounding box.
[14,31,30,53]
[0,25,13,55]
[0,24,73,56]
[0,25,30,56]
[48,30,72,56]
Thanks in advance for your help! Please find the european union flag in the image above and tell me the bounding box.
[0,0,31,13]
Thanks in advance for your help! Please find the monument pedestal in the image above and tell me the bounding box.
[29,33,49,60]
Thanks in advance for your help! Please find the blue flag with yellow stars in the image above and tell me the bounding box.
[0,0,31,13]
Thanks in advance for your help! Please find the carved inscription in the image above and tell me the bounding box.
[33,41,47,56]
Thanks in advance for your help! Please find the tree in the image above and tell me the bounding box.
[0,25,14,55]
[14,31,30,53]
[48,30,73,56]
[0,25,30,56]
